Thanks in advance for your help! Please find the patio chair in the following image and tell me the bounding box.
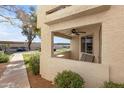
[80,53,95,62]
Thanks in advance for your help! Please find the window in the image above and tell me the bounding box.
[81,36,93,54]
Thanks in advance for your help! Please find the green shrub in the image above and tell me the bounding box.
[0,53,9,63]
[29,53,40,75]
[103,81,124,88]
[23,54,31,65]
[54,70,85,88]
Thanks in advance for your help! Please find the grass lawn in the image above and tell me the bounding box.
[54,48,70,54]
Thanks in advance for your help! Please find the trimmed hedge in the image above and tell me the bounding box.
[0,53,9,63]
[103,81,124,88]
[54,70,85,88]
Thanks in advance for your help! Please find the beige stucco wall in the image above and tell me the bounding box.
[38,5,124,87]
[71,36,79,60]
[45,5,110,25]
[41,58,109,87]
[101,6,124,83]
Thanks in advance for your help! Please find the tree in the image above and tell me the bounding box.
[1,44,9,52]
[0,6,19,25]
[16,6,40,50]
[0,6,40,51]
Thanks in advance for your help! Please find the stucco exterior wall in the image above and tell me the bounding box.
[101,6,124,83]
[71,36,79,60]
[38,5,124,87]
[41,58,109,87]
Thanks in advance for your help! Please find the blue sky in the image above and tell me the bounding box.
[0,5,70,43]
[0,22,40,42]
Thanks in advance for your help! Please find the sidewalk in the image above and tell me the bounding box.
[0,53,30,88]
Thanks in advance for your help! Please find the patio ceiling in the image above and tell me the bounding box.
[53,23,101,39]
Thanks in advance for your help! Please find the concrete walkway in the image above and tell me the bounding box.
[0,53,30,88]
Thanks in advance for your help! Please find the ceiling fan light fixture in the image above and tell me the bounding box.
[71,33,75,36]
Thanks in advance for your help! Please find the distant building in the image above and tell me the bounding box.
[54,43,70,49]
[0,41,40,53]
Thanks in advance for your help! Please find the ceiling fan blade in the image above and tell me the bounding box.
[72,29,86,34]
[64,31,72,35]
[76,33,80,35]
[78,32,86,33]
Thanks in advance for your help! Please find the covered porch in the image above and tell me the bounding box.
[51,23,102,64]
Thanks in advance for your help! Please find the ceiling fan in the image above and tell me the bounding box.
[67,29,86,36]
